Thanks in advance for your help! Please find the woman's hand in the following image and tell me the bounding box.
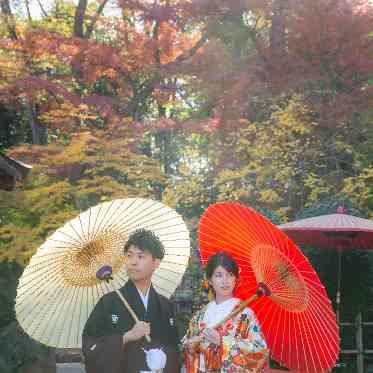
[201,328,220,345]
[185,335,202,352]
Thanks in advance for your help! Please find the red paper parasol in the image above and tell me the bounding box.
[198,202,340,373]
[278,207,373,250]
[279,206,373,321]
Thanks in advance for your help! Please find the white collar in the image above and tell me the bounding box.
[203,298,240,327]
[136,286,150,310]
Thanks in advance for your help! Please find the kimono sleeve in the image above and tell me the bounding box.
[82,334,124,373]
[223,307,268,371]
[180,308,203,350]
[82,296,124,373]
[82,296,111,338]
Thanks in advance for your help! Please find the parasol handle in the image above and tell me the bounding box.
[211,282,271,330]
[211,293,258,329]
[115,289,151,343]
[115,289,150,342]
[96,266,151,342]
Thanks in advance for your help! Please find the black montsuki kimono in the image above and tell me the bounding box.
[82,280,180,373]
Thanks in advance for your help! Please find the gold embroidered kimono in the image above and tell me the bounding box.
[181,301,269,373]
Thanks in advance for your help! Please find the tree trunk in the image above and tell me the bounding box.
[270,0,288,60]
[74,0,88,37]
[26,103,46,145]
[0,0,18,39]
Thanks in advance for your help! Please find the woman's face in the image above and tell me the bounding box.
[209,265,237,301]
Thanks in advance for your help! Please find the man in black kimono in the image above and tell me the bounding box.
[82,229,180,373]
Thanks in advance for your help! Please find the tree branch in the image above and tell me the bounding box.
[85,0,110,38]
[36,0,48,18]
[167,32,209,67]
[25,0,33,22]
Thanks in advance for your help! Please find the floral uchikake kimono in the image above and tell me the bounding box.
[181,298,268,373]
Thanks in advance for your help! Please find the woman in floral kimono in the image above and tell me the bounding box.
[182,252,268,373]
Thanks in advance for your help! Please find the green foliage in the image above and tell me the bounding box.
[255,207,282,225]
[0,262,21,329]
[0,321,53,373]
[343,167,373,219]
[211,97,324,217]
[296,195,363,219]
[0,129,165,266]
[0,105,30,150]
[0,262,52,373]
[303,247,373,320]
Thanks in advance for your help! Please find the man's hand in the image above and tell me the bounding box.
[123,321,150,343]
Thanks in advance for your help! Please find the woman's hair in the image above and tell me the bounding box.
[205,252,239,279]
[123,229,165,260]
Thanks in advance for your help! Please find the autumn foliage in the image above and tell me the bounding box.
[0,0,372,261]
[0,2,373,371]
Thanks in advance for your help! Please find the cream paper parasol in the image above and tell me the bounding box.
[15,198,190,348]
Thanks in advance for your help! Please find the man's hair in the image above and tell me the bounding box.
[123,229,165,260]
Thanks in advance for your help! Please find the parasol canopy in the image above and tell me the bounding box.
[279,207,373,321]
[15,198,190,348]
[198,202,340,373]
[279,207,373,250]
[279,208,373,250]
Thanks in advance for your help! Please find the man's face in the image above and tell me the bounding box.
[124,245,160,283]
